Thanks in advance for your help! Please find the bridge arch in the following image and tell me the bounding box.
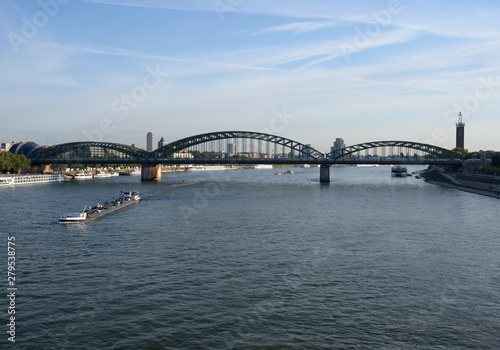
[153,131,324,160]
[29,141,148,162]
[328,141,460,160]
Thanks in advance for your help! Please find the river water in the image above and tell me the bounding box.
[1,166,500,349]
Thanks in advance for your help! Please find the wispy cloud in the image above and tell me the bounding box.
[254,20,344,35]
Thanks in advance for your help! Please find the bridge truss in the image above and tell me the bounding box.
[328,141,460,162]
[29,134,461,166]
[153,131,323,161]
[29,132,324,164]
[30,141,148,164]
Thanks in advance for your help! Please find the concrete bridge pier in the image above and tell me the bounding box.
[319,164,330,183]
[141,164,162,181]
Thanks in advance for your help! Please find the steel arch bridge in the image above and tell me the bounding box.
[328,141,460,161]
[153,131,323,160]
[28,132,461,168]
[29,131,324,164]
[30,141,148,163]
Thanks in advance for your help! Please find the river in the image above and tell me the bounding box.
[1,165,499,349]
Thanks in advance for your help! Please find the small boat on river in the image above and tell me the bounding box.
[276,170,294,175]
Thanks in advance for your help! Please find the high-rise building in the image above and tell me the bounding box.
[147,132,154,152]
[302,144,312,160]
[456,112,465,149]
[227,143,237,156]
[158,137,167,149]
[330,138,345,155]
[334,138,345,151]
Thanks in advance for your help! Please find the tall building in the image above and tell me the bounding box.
[147,132,154,152]
[158,137,167,149]
[227,143,237,156]
[456,112,465,149]
[302,144,312,160]
[330,138,345,155]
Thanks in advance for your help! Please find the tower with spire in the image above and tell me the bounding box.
[158,137,167,149]
[456,112,465,149]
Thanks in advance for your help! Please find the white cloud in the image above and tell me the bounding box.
[254,20,345,35]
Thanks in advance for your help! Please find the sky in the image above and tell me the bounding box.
[1,0,499,152]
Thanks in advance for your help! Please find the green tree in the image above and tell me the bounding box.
[452,147,469,160]
[0,152,31,173]
[484,150,496,159]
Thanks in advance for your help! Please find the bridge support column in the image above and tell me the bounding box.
[320,164,330,183]
[141,164,162,181]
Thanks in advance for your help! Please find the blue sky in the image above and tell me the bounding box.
[1,0,499,151]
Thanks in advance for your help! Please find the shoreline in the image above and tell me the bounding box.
[424,172,500,199]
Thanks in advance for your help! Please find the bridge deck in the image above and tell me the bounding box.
[31,157,462,166]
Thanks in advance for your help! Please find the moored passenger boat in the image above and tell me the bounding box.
[189,165,226,171]
[253,164,273,169]
[74,171,93,180]
[94,170,112,178]
[391,166,408,177]
[0,174,64,186]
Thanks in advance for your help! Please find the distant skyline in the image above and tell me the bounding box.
[1,0,500,152]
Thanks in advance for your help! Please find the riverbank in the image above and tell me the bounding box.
[423,171,500,199]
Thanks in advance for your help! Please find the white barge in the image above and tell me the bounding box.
[59,191,140,223]
[0,174,64,186]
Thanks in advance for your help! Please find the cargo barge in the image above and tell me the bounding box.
[59,191,140,223]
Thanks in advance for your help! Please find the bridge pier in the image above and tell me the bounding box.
[319,164,330,183]
[141,164,162,181]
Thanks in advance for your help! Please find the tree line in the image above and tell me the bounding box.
[452,147,498,160]
[0,152,31,173]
